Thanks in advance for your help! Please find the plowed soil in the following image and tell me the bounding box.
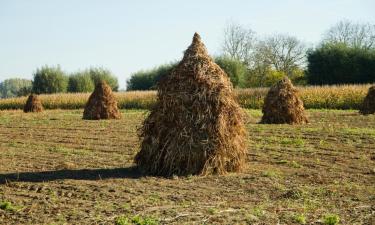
[0,110,374,224]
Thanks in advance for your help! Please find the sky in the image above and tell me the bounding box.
[0,0,374,89]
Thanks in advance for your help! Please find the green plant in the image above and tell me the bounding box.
[0,201,17,212]
[293,214,306,224]
[115,215,130,225]
[323,214,340,225]
[131,215,158,225]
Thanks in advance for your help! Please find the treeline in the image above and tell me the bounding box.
[0,66,119,98]
[127,20,375,90]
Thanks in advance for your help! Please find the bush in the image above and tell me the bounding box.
[126,63,176,91]
[32,65,68,94]
[68,72,94,93]
[215,56,248,87]
[246,66,286,87]
[307,43,375,85]
[88,67,119,91]
[0,78,32,98]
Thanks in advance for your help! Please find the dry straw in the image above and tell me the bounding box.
[359,85,375,115]
[83,81,121,120]
[261,77,308,124]
[135,33,247,176]
[23,94,43,113]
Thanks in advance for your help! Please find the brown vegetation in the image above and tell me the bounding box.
[135,33,247,176]
[359,85,375,115]
[261,77,308,124]
[83,81,121,120]
[23,94,43,113]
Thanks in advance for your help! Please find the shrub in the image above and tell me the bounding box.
[322,214,340,225]
[32,65,68,94]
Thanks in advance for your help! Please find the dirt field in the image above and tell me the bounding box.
[0,110,374,224]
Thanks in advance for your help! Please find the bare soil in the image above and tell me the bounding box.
[0,110,374,224]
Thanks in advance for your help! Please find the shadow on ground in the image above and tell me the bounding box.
[0,166,143,184]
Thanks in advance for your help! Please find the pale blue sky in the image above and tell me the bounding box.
[1,0,374,89]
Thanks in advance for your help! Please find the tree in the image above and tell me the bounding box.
[68,72,95,93]
[126,63,176,91]
[323,20,375,50]
[307,43,375,85]
[32,65,68,94]
[215,56,248,87]
[222,22,256,64]
[0,78,32,98]
[88,67,119,91]
[255,34,306,76]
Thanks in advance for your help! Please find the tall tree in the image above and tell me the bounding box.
[32,65,68,94]
[222,22,256,65]
[255,34,306,76]
[323,20,375,50]
[0,78,32,98]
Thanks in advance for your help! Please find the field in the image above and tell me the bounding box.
[0,109,374,224]
[0,84,372,110]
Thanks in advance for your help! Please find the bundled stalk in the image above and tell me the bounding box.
[135,33,247,176]
[83,81,121,120]
[23,94,43,113]
[359,85,375,115]
[261,77,308,124]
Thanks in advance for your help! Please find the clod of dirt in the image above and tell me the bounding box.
[359,85,375,115]
[83,81,121,120]
[261,77,308,124]
[55,162,76,170]
[23,94,43,113]
[134,33,247,177]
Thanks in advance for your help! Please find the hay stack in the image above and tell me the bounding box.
[83,81,121,120]
[261,77,308,124]
[134,33,247,176]
[23,94,43,113]
[360,85,375,115]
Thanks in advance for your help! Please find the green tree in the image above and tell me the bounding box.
[307,43,375,85]
[32,65,68,94]
[68,72,95,93]
[88,67,119,91]
[215,56,248,87]
[0,78,32,98]
[246,66,285,87]
[126,63,176,91]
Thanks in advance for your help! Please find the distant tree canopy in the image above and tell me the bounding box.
[307,43,375,85]
[215,56,247,87]
[0,78,32,98]
[68,72,95,93]
[68,67,118,92]
[323,20,375,50]
[32,65,68,94]
[126,63,177,91]
[88,67,119,91]
[126,58,249,90]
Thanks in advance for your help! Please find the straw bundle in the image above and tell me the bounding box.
[83,81,121,120]
[134,33,247,176]
[360,85,375,115]
[23,94,43,113]
[261,77,308,124]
